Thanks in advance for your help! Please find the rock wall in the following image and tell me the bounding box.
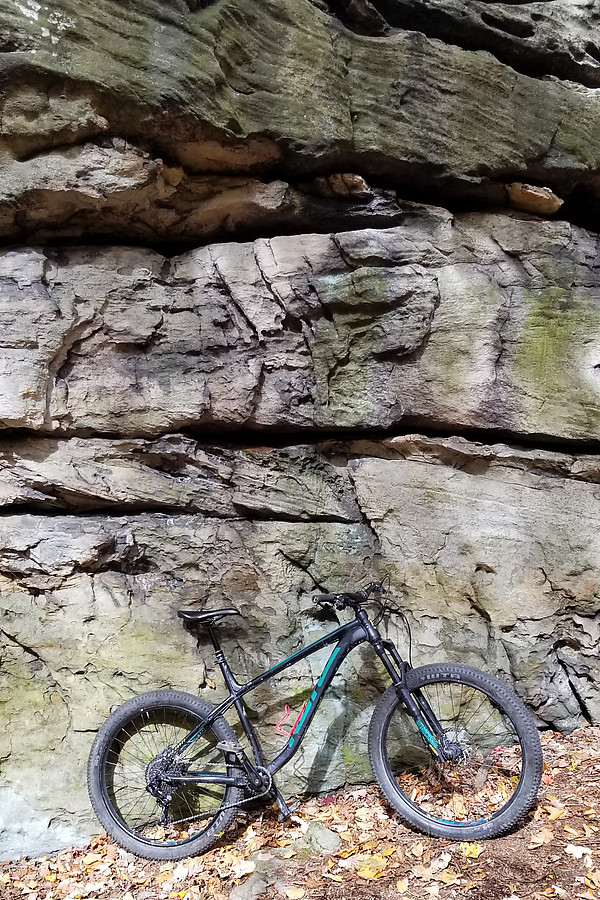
[1,0,600,859]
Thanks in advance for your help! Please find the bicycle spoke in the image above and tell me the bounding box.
[100,705,231,848]
[385,678,525,827]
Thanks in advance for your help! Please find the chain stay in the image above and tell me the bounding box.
[155,751,273,828]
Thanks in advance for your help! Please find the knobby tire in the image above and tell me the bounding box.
[368,663,543,840]
[87,690,243,861]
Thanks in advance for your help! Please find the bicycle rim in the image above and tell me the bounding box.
[384,679,526,828]
[101,705,231,849]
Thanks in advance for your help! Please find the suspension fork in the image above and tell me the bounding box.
[375,637,446,759]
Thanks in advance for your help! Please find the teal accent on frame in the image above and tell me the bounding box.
[287,645,341,749]
[292,698,313,733]
[317,646,341,688]
[416,719,439,755]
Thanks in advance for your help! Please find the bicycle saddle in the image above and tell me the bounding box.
[177,608,242,627]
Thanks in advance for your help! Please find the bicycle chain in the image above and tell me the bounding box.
[165,760,273,827]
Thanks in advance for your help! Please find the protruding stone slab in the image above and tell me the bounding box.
[2,0,600,215]
[2,208,600,441]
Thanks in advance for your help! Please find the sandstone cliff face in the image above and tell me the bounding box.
[1,0,600,858]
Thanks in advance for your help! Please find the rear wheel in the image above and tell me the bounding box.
[88,690,243,860]
[368,664,542,840]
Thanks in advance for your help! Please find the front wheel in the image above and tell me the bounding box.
[368,663,542,840]
[88,690,243,860]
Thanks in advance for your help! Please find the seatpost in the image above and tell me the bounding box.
[205,624,221,653]
[204,624,240,693]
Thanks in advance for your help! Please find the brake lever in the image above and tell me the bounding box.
[365,581,386,596]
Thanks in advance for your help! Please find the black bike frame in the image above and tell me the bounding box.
[170,606,442,790]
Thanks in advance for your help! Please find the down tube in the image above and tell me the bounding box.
[265,633,362,777]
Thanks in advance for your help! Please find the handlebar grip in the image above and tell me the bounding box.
[313,583,385,608]
[313,593,339,604]
[344,591,368,602]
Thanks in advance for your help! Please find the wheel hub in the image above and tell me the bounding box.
[438,736,467,764]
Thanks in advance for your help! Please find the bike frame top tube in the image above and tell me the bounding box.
[179,608,406,776]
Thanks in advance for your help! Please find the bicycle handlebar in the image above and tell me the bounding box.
[312,581,386,610]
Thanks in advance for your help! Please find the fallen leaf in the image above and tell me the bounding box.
[172,863,190,882]
[566,845,594,860]
[460,842,484,859]
[290,816,308,833]
[396,877,409,894]
[470,868,488,881]
[357,856,389,880]
[355,807,374,819]
[436,869,461,886]
[321,873,343,882]
[232,860,256,879]
[529,828,554,849]
[545,806,566,821]
[283,888,305,900]
[409,841,425,858]
[430,851,451,872]
[412,864,431,878]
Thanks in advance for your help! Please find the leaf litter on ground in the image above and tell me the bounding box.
[0,726,599,900]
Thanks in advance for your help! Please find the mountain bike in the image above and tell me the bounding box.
[87,581,543,861]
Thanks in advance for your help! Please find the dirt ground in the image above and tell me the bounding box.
[1,727,599,900]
